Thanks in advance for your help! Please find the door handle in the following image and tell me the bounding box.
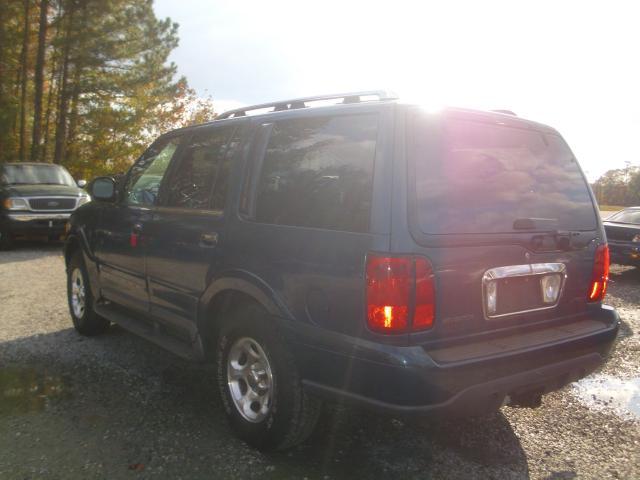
[199,232,218,248]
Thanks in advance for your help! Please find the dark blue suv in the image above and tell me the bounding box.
[64,91,619,450]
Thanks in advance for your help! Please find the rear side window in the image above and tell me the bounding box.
[254,114,378,232]
[166,126,233,210]
[409,112,597,234]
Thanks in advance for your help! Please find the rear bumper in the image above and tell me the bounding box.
[609,240,640,266]
[1,212,71,236]
[293,305,620,416]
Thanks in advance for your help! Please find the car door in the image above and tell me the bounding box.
[144,124,241,341]
[94,134,183,313]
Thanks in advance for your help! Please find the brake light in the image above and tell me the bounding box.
[588,244,609,301]
[365,254,435,333]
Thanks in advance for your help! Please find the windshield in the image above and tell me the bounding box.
[607,209,640,224]
[1,164,76,187]
[409,113,597,234]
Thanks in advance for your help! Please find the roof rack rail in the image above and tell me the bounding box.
[216,90,398,120]
[492,109,517,116]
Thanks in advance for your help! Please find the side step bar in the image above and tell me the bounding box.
[94,302,199,361]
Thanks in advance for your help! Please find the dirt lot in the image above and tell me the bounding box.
[0,244,639,479]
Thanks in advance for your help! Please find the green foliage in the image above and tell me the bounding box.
[591,164,640,207]
[0,0,217,179]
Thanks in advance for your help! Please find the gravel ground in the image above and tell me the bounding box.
[0,243,638,480]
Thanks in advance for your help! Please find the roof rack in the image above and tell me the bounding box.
[491,109,517,116]
[216,90,398,120]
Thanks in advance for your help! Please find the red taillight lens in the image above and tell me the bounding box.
[414,258,435,329]
[588,244,610,301]
[365,254,435,333]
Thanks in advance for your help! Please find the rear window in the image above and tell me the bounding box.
[409,112,597,234]
[253,114,378,232]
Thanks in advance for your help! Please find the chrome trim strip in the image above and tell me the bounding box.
[23,195,79,213]
[482,263,567,319]
[8,213,72,221]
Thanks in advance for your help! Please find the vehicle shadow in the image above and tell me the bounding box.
[0,326,531,479]
[0,242,63,265]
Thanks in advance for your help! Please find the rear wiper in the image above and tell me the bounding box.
[513,217,559,230]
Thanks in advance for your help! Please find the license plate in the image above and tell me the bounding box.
[494,277,545,315]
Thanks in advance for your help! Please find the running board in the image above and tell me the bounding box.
[94,302,198,361]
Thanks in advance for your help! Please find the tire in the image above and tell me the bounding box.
[67,251,109,336]
[0,228,13,250]
[216,304,321,451]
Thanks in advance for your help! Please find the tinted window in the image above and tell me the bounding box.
[410,113,597,234]
[126,137,181,206]
[254,114,378,232]
[211,127,242,210]
[166,127,233,210]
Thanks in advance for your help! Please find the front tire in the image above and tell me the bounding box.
[216,304,321,451]
[0,228,13,250]
[67,251,109,336]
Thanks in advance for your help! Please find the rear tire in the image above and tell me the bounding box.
[67,251,109,336]
[216,304,321,451]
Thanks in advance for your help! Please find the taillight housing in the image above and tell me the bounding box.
[588,244,609,302]
[365,254,435,334]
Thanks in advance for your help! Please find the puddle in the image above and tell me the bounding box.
[0,367,67,415]
[572,374,640,420]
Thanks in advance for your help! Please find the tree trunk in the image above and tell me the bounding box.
[0,0,7,157]
[52,3,75,165]
[30,0,48,162]
[18,0,31,162]
[42,48,58,163]
[66,63,81,164]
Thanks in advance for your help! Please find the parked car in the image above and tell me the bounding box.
[64,91,619,450]
[603,207,640,267]
[0,162,90,249]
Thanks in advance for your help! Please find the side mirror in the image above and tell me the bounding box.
[77,179,87,188]
[90,177,117,202]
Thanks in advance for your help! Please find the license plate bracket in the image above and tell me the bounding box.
[482,263,566,319]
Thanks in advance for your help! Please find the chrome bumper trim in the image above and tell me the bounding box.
[8,213,72,222]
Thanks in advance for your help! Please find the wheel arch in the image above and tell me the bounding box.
[196,272,294,361]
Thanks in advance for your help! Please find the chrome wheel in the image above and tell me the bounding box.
[227,337,274,423]
[70,268,86,319]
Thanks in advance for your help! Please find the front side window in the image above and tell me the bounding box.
[166,127,233,210]
[253,114,378,232]
[126,137,181,206]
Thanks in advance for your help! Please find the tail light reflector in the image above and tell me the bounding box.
[365,254,435,334]
[588,244,609,301]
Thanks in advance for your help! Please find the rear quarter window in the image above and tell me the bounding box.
[253,114,378,232]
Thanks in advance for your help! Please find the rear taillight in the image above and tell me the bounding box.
[588,244,609,302]
[365,254,435,334]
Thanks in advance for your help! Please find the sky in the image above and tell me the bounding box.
[153,0,640,181]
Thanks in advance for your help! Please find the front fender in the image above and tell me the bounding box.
[64,228,100,300]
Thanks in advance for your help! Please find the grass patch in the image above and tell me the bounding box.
[598,205,625,212]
